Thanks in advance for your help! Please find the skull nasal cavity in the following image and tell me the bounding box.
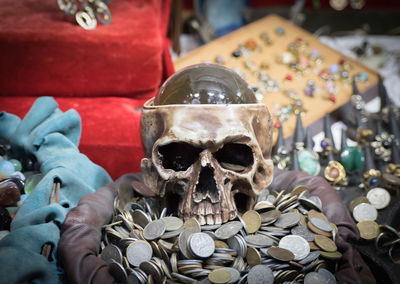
[158,142,202,171]
[197,167,218,197]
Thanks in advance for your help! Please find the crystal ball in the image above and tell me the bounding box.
[154,63,257,105]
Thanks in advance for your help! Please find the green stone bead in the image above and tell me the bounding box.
[9,159,22,172]
[340,146,364,172]
[24,173,44,194]
[298,149,320,176]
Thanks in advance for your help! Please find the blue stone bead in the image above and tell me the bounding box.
[370,178,379,186]
[329,64,339,74]
[358,72,368,81]
[0,160,15,178]
[320,140,329,149]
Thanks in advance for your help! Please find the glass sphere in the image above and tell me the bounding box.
[154,63,257,105]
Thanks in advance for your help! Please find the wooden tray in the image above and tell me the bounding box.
[174,14,378,142]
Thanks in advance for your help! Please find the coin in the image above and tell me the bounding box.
[298,251,320,264]
[307,210,329,223]
[208,268,231,284]
[291,185,309,197]
[101,244,123,263]
[319,250,342,260]
[189,232,215,258]
[172,272,197,284]
[291,225,316,241]
[162,216,184,231]
[224,267,240,284]
[254,201,275,211]
[349,196,369,212]
[309,217,333,233]
[242,210,261,233]
[304,271,327,284]
[126,240,153,267]
[245,234,274,247]
[143,219,166,241]
[314,235,337,252]
[184,218,202,232]
[179,228,197,258]
[108,260,128,283]
[131,209,151,228]
[318,268,337,284]
[246,247,261,266]
[260,209,281,224]
[215,221,243,240]
[357,220,380,240]
[274,212,301,228]
[366,187,391,210]
[267,247,294,261]
[247,265,273,284]
[279,235,310,260]
[353,203,378,222]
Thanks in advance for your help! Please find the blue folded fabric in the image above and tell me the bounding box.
[0,97,112,283]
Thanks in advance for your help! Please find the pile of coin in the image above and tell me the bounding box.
[349,187,391,241]
[100,185,340,283]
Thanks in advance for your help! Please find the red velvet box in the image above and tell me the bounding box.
[0,0,174,179]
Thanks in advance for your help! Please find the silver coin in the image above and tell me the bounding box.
[227,235,247,258]
[189,232,215,258]
[304,271,327,284]
[171,272,198,284]
[299,251,320,265]
[279,235,310,261]
[291,225,316,242]
[215,221,243,240]
[161,216,184,231]
[101,244,123,264]
[143,219,166,241]
[318,268,337,284]
[179,228,197,258]
[224,267,241,284]
[353,203,378,222]
[201,224,222,231]
[161,226,184,239]
[366,187,391,210]
[274,212,301,228]
[126,240,152,267]
[131,209,151,228]
[108,260,128,283]
[245,234,274,247]
[247,264,274,284]
[309,218,333,233]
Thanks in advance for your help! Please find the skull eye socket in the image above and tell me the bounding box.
[215,143,254,172]
[158,142,202,171]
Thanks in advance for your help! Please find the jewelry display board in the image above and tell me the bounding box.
[174,14,378,141]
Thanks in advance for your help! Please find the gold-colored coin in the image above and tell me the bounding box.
[349,196,369,212]
[242,210,261,233]
[307,210,329,223]
[214,240,229,248]
[357,220,380,240]
[254,200,275,211]
[308,241,319,250]
[246,247,261,266]
[291,185,309,196]
[329,222,338,234]
[307,222,332,237]
[314,235,337,252]
[208,268,231,284]
[319,250,342,260]
[183,218,201,232]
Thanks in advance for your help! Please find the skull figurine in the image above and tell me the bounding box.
[140,64,274,225]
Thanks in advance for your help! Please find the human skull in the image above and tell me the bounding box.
[140,64,274,225]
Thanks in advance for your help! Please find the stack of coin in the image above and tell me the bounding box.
[349,187,391,241]
[99,185,340,283]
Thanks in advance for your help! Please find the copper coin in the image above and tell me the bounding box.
[242,210,261,233]
[267,247,295,261]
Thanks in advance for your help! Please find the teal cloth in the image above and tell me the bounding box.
[0,97,112,283]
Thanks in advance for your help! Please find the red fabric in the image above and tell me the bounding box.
[0,0,174,179]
